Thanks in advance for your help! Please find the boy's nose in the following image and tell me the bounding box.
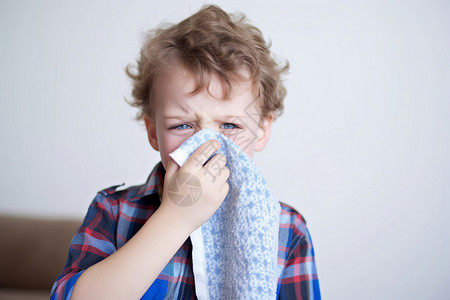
[195,122,220,133]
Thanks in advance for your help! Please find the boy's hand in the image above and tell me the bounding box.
[159,139,230,233]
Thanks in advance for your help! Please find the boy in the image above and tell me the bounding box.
[51,5,320,299]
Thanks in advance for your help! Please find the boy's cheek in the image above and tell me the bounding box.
[166,133,193,150]
[158,133,193,164]
[229,130,258,154]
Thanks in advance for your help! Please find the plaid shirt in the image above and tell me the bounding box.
[51,162,320,299]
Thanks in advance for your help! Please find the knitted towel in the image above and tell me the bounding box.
[169,128,280,299]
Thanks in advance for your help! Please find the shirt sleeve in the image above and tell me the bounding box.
[278,215,321,300]
[50,189,118,300]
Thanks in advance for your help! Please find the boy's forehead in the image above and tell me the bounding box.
[154,67,258,103]
[150,68,262,122]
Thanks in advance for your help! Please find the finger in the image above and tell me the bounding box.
[206,166,230,184]
[183,139,221,170]
[203,153,227,176]
[219,182,229,199]
[216,166,230,182]
[164,156,180,178]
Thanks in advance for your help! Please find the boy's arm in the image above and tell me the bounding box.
[278,212,321,300]
[70,205,190,299]
[69,140,228,300]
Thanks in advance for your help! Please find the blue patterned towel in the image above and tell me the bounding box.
[169,128,280,300]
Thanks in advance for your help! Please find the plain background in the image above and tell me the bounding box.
[1,0,449,299]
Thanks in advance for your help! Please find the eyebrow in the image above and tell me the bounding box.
[221,115,249,120]
[164,115,249,120]
[167,102,250,120]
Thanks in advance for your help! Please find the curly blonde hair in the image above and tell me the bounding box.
[126,5,288,122]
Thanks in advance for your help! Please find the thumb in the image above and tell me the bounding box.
[164,156,180,179]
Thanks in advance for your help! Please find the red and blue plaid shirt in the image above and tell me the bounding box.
[51,162,320,299]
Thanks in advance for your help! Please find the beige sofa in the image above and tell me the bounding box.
[0,215,81,300]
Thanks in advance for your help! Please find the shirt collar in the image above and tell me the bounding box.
[137,161,166,199]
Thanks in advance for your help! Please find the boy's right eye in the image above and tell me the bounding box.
[171,124,192,130]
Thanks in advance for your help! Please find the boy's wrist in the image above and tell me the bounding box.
[152,202,195,238]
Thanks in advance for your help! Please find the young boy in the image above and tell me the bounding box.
[51,5,320,299]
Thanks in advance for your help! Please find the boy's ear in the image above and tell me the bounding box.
[144,115,159,151]
[254,114,273,152]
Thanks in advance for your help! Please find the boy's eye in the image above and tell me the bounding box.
[171,124,192,130]
[221,123,239,129]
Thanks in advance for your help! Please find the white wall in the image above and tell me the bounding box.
[1,0,449,299]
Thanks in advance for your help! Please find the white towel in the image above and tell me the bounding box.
[169,128,280,300]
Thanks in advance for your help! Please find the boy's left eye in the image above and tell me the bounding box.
[221,123,239,129]
[171,124,192,130]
